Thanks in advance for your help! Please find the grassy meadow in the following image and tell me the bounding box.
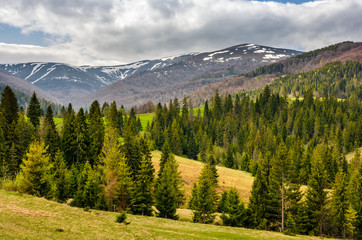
[0,190,334,240]
[151,151,254,204]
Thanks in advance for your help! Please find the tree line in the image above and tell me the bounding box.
[0,79,361,238]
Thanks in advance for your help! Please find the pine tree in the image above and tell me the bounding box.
[99,127,122,210]
[131,154,155,216]
[248,154,270,229]
[345,204,358,239]
[331,170,349,238]
[74,108,89,164]
[305,144,330,236]
[190,162,219,223]
[225,144,234,168]
[107,101,122,134]
[27,92,41,128]
[220,188,247,227]
[43,105,59,159]
[155,152,184,219]
[61,104,77,166]
[19,141,53,197]
[51,150,69,202]
[88,100,104,166]
[122,127,142,178]
[114,155,134,211]
[0,86,18,140]
[271,142,291,231]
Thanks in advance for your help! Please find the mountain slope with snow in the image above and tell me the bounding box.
[78,44,301,108]
[0,44,301,106]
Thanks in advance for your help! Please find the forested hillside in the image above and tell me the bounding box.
[245,61,362,100]
[0,50,361,240]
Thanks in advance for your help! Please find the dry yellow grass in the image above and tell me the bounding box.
[151,151,254,204]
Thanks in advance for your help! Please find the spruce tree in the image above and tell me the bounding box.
[51,150,69,202]
[155,151,184,219]
[43,105,59,159]
[0,86,18,139]
[220,188,247,227]
[114,155,134,211]
[305,144,330,236]
[98,127,122,210]
[74,108,89,164]
[131,154,155,216]
[331,170,349,238]
[190,162,219,223]
[19,141,53,197]
[88,100,104,166]
[27,92,41,128]
[61,104,77,166]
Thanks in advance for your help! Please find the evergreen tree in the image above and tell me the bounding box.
[155,152,184,219]
[51,150,69,202]
[107,101,122,134]
[305,144,330,236]
[88,100,105,166]
[43,105,59,159]
[74,108,89,164]
[220,188,247,227]
[98,127,122,210]
[114,155,134,211]
[131,153,155,216]
[271,142,291,231]
[61,104,77,166]
[0,86,18,139]
[19,141,52,197]
[190,162,219,224]
[331,170,349,238]
[27,92,41,128]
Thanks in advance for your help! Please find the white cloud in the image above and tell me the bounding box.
[0,0,361,65]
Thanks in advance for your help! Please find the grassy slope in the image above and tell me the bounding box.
[0,190,332,240]
[151,151,254,203]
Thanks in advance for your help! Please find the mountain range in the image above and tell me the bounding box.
[0,43,301,108]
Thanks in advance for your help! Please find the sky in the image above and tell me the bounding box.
[0,0,361,66]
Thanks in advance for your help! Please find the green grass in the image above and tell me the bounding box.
[137,112,154,130]
[0,190,333,240]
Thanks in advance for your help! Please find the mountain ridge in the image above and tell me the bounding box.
[190,41,362,104]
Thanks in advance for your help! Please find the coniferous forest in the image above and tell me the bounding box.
[0,61,361,239]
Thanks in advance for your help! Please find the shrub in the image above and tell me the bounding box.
[116,211,127,223]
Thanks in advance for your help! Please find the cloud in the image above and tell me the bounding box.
[0,0,361,65]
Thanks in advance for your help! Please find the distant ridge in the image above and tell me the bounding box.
[190,41,362,104]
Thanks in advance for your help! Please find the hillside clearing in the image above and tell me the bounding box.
[151,151,254,203]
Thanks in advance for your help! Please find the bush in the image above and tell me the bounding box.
[116,211,127,223]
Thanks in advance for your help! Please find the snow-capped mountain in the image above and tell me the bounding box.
[78,44,301,108]
[0,44,301,106]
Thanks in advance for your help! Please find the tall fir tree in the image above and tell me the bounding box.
[305,144,330,236]
[220,188,247,227]
[331,170,349,238]
[43,105,59,159]
[189,162,219,223]
[27,92,41,128]
[19,141,52,197]
[61,104,77,166]
[88,100,105,166]
[131,153,155,215]
[51,150,69,202]
[74,108,89,164]
[155,150,184,219]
